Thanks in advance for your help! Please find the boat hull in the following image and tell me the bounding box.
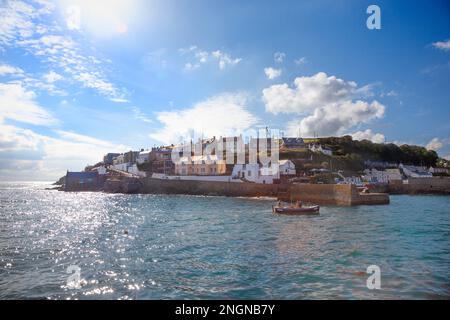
[272,205,320,215]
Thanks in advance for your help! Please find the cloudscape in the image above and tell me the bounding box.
[1,0,449,181]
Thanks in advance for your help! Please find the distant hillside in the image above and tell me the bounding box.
[280,135,440,172]
[319,136,438,167]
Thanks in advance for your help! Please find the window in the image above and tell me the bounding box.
[248,170,251,177]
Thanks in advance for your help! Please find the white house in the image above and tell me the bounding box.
[362,168,403,183]
[279,160,296,175]
[231,163,280,184]
[400,164,432,178]
[309,144,333,156]
[93,166,107,175]
[385,168,403,181]
[127,164,146,177]
[137,150,151,164]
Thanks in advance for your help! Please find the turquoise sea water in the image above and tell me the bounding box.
[0,182,449,299]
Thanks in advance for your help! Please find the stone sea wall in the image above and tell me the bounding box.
[136,178,389,206]
[388,177,450,195]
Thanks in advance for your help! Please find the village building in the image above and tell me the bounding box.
[64,171,103,191]
[231,163,280,184]
[308,144,333,156]
[149,147,174,175]
[112,154,128,171]
[111,151,141,172]
[137,150,151,164]
[279,159,296,175]
[175,155,226,176]
[400,164,432,178]
[92,165,107,175]
[103,153,121,165]
[280,137,305,150]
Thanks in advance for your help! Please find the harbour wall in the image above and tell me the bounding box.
[388,177,450,195]
[135,178,389,206]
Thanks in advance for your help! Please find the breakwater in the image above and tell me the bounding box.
[102,177,389,206]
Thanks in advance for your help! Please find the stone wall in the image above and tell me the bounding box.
[137,178,389,206]
[388,177,450,194]
[140,177,279,197]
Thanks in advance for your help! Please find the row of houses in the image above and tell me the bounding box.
[361,164,449,184]
[96,137,448,186]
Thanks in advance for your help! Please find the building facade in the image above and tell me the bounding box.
[175,155,226,176]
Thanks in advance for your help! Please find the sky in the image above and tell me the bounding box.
[0,0,449,180]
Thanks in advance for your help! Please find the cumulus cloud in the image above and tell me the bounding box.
[351,129,385,143]
[432,39,450,51]
[263,72,372,114]
[150,93,258,144]
[0,82,57,125]
[262,72,384,137]
[286,100,385,137]
[426,137,443,151]
[0,123,129,180]
[264,67,282,80]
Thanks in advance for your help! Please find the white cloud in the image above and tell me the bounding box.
[286,100,385,137]
[294,57,307,65]
[18,35,123,99]
[264,67,282,80]
[0,63,24,76]
[0,82,57,126]
[212,50,241,70]
[274,52,285,63]
[130,107,153,124]
[1,1,127,101]
[0,123,42,152]
[351,129,385,143]
[180,46,241,71]
[0,123,129,180]
[444,155,450,161]
[0,0,47,47]
[43,70,63,83]
[426,137,443,151]
[150,93,258,144]
[432,39,450,51]
[263,72,371,114]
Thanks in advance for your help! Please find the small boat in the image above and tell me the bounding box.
[272,202,320,215]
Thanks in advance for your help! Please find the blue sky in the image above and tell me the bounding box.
[0,0,449,180]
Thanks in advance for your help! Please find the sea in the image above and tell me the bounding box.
[0,182,449,299]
